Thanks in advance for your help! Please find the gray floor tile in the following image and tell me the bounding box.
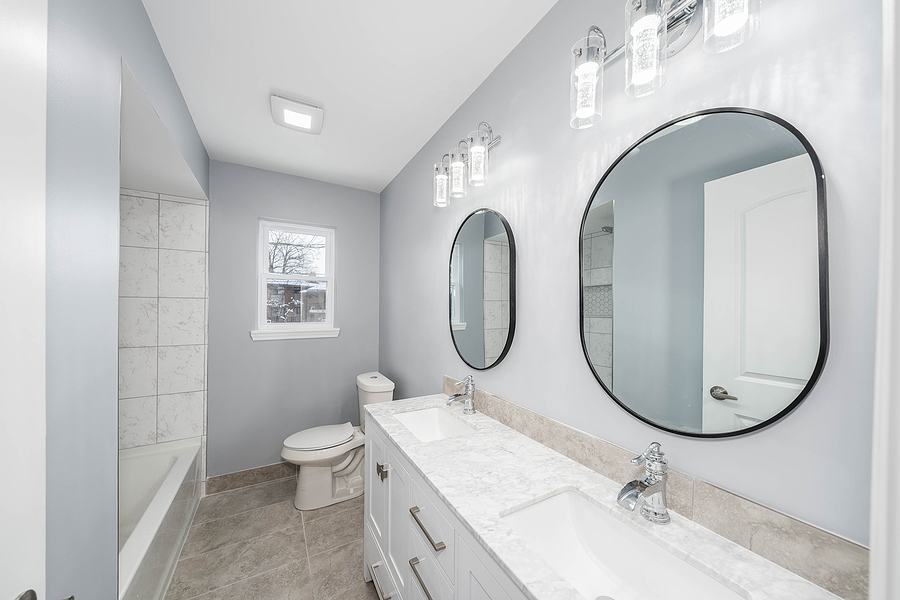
[166,523,306,599]
[301,495,364,524]
[308,539,378,600]
[182,500,303,559]
[192,560,314,600]
[304,504,365,557]
[193,478,295,525]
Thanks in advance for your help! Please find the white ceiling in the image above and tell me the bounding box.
[120,62,208,199]
[141,0,560,193]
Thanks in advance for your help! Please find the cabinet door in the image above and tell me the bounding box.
[366,426,389,550]
[386,447,410,596]
[458,536,527,600]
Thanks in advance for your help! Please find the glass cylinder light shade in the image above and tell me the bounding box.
[625,0,668,98]
[434,163,449,207]
[467,131,489,186]
[570,34,605,129]
[449,148,467,198]
[703,0,760,53]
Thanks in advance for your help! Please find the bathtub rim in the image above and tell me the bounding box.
[118,436,202,599]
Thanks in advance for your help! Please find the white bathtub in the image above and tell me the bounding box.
[118,437,202,600]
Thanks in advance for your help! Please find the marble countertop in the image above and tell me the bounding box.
[365,394,840,600]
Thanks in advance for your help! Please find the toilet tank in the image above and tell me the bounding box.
[357,372,394,432]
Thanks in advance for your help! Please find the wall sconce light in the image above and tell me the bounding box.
[449,142,469,199]
[625,0,668,98]
[434,154,450,208]
[466,122,500,186]
[570,27,606,129]
[570,0,759,128]
[432,122,501,207]
[703,0,760,53]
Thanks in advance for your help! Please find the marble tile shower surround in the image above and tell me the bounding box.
[441,376,868,600]
[369,393,842,600]
[484,239,511,364]
[118,187,209,483]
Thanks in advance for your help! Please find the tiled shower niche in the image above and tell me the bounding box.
[583,231,613,387]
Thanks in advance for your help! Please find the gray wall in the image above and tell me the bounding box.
[379,0,880,545]
[452,213,486,367]
[207,161,380,476]
[601,115,806,432]
[46,0,207,596]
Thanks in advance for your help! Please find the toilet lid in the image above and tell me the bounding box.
[284,422,355,451]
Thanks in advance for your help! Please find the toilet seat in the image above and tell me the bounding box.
[284,422,354,451]
[281,427,364,466]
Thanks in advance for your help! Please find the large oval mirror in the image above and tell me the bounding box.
[580,109,828,437]
[450,209,516,369]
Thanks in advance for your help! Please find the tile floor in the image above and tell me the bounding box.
[165,477,378,600]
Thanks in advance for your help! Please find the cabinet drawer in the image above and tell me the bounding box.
[408,477,455,581]
[366,522,398,600]
[408,525,453,600]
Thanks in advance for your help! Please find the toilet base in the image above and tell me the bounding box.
[293,448,365,511]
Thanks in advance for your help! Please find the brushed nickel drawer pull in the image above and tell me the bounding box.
[376,462,388,481]
[370,561,393,600]
[409,557,434,600]
[409,506,446,552]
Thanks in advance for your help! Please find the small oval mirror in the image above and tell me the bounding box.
[450,209,516,369]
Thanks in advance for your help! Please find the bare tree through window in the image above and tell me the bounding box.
[268,230,326,276]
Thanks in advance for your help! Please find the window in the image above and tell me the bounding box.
[250,219,339,340]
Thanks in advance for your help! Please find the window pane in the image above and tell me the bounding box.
[268,230,327,276]
[266,280,327,324]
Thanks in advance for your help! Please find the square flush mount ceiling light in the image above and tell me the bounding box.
[271,95,324,134]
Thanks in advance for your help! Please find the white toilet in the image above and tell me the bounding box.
[281,371,394,510]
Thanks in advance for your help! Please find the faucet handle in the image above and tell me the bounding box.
[455,375,474,391]
[631,442,665,466]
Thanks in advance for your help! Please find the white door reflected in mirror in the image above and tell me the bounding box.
[702,155,821,434]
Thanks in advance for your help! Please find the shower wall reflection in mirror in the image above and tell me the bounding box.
[450,209,516,370]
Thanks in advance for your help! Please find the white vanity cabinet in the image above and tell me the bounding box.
[364,418,527,600]
[366,419,410,599]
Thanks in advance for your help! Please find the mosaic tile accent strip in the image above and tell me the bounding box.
[584,284,612,317]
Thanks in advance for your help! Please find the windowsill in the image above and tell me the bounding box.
[250,328,340,341]
[451,322,467,331]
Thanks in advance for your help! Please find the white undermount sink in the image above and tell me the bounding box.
[502,490,748,600]
[394,407,476,442]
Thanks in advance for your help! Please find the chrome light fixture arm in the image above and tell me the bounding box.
[457,139,469,161]
[602,0,701,67]
[476,122,501,151]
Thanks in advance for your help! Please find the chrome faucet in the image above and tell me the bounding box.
[617,442,670,524]
[446,375,476,415]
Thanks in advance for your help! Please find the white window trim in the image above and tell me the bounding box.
[251,219,339,341]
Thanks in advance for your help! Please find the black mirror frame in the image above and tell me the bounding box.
[579,107,830,438]
[449,208,517,371]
